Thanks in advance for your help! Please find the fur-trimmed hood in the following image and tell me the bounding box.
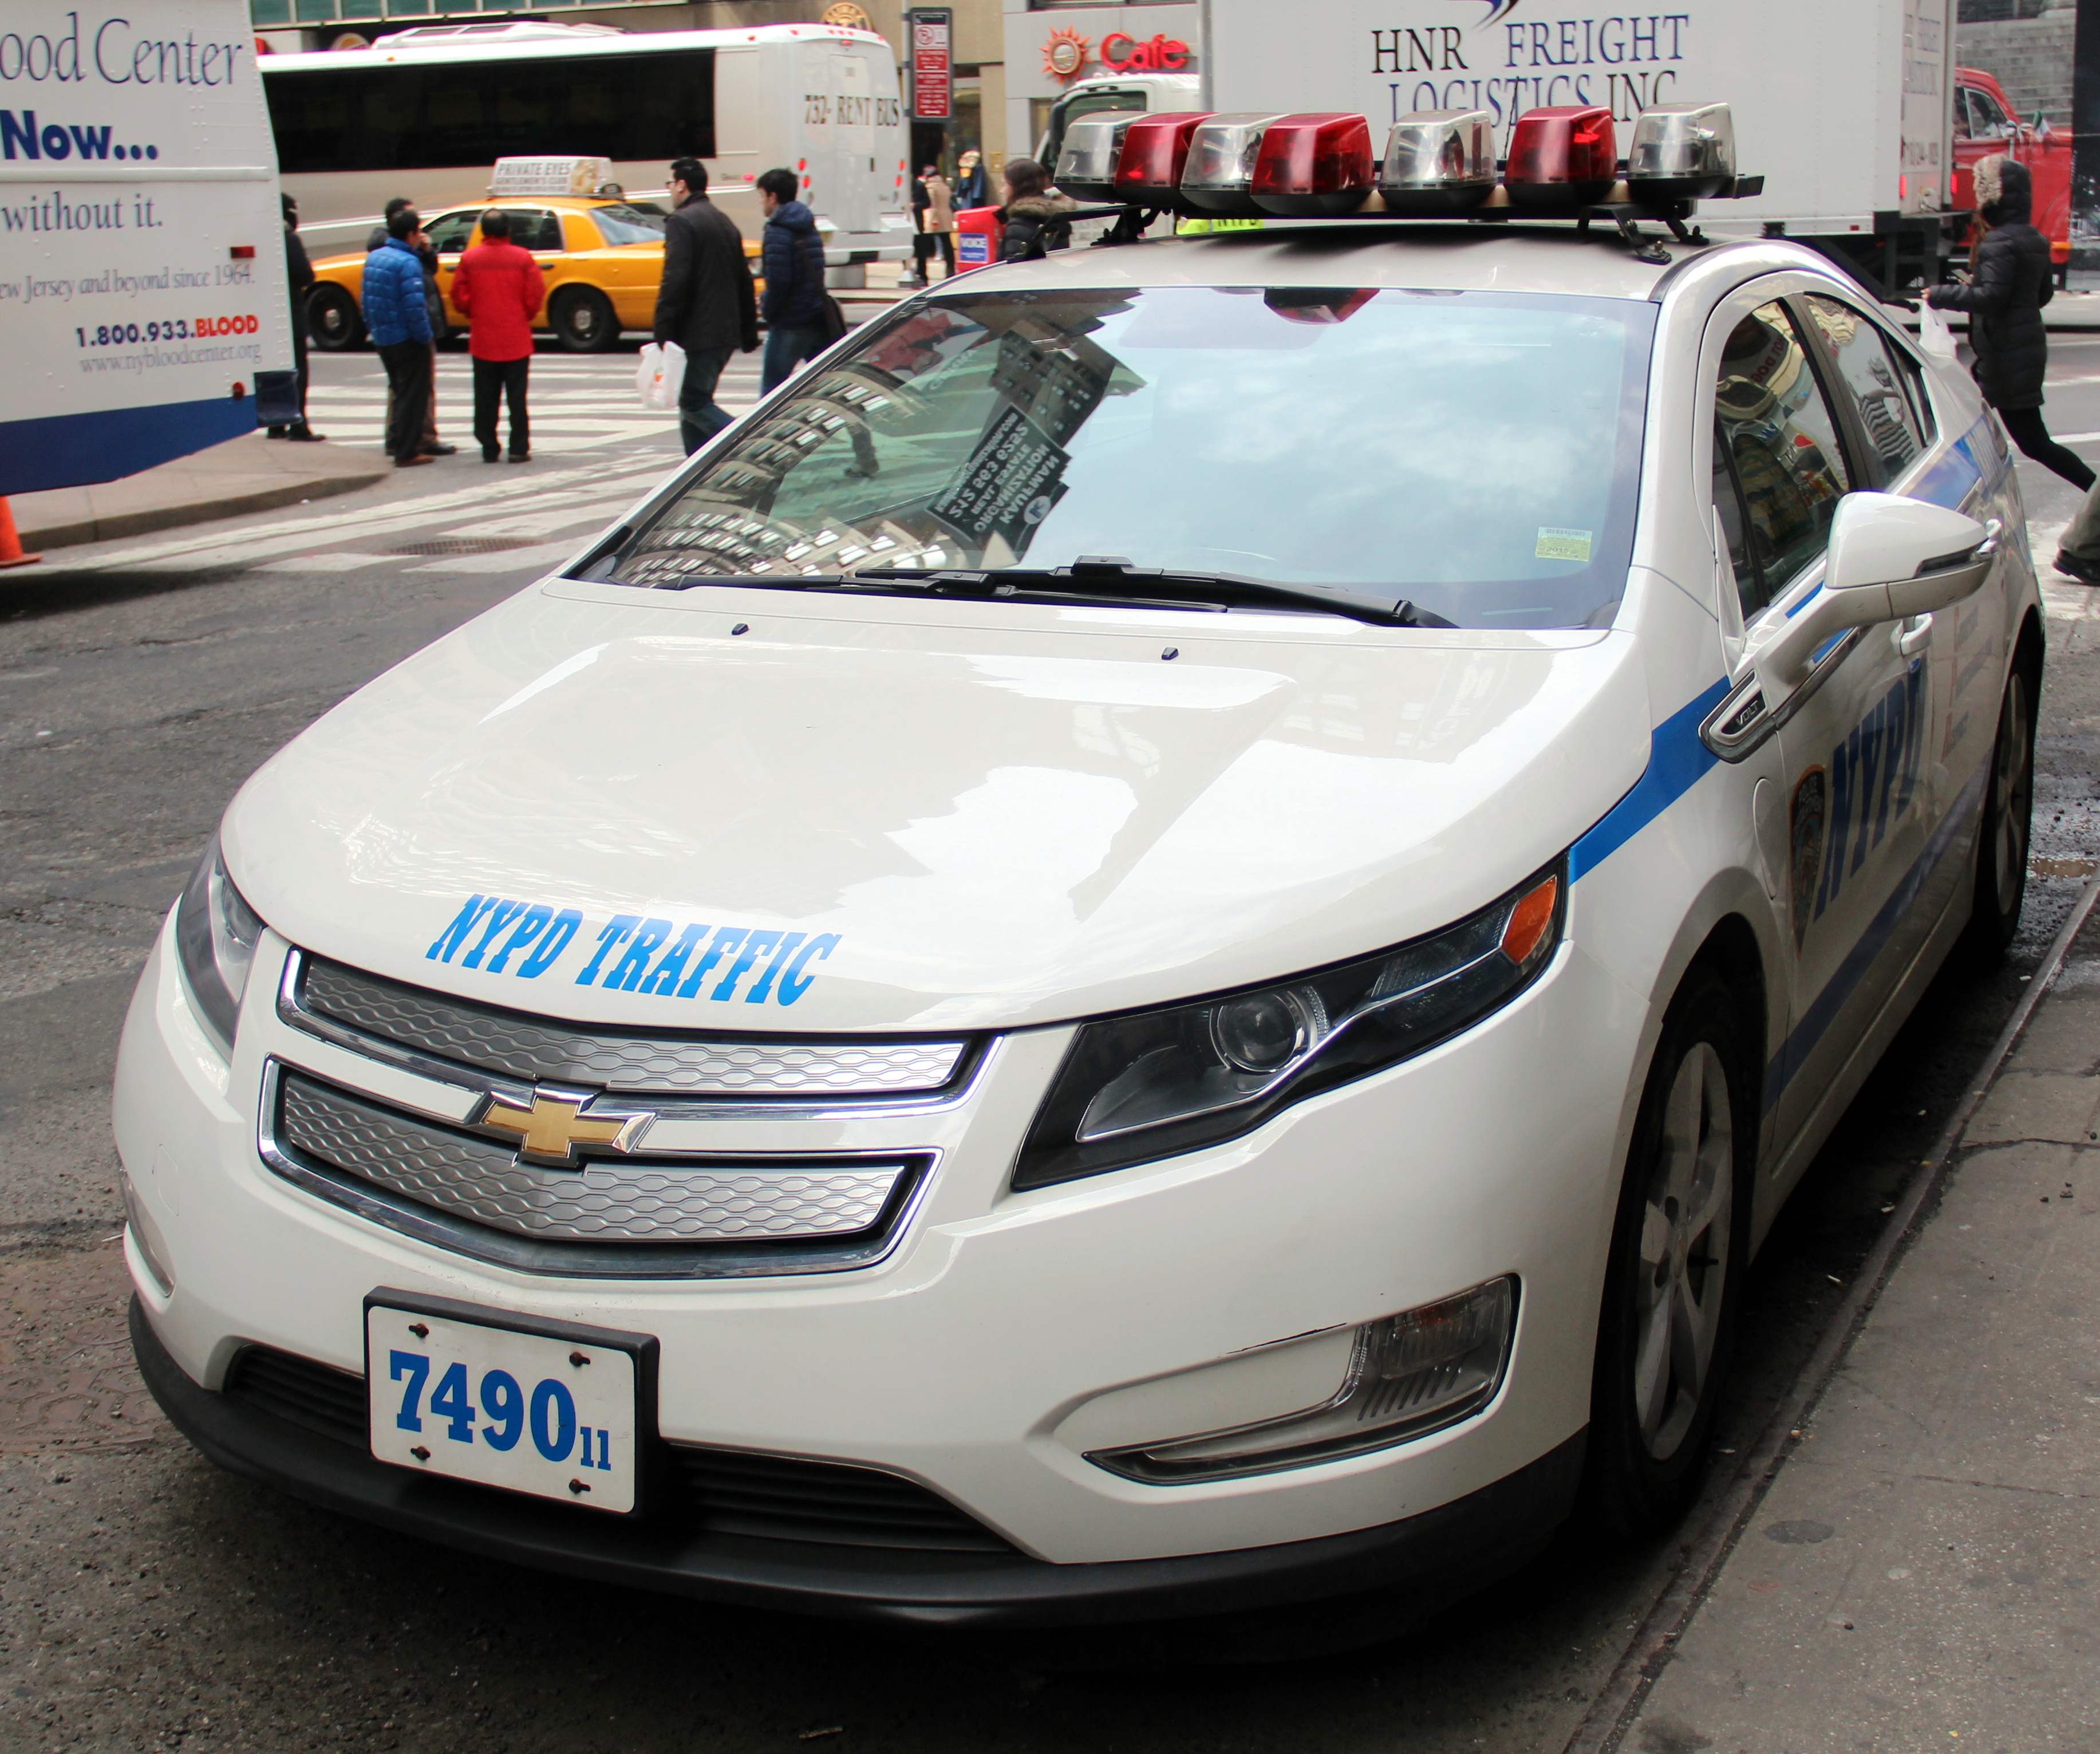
[1974,153,2032,226]
[1004,191,1080,220]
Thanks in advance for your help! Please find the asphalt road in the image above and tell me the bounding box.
[3,336,2099,1754]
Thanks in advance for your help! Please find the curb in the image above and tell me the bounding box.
[18,465,387,553]
[1558,873,2100,1754]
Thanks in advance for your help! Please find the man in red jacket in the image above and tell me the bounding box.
[450,209,547,462]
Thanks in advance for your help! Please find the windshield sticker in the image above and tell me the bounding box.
[1535,527,1594,562]
[425,897,839,1006]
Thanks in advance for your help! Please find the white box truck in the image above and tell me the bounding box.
[1201,0,1958,293]
[0,0,297,495]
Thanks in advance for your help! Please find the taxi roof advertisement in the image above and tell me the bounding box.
[0,0,293,496]
[1204,0,1954,230]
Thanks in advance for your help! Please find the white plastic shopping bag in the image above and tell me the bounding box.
[1917,301,1957,364]
[637,341,688,410]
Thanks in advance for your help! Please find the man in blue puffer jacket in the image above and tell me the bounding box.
[362,207,436,467]
[756,167,832,395]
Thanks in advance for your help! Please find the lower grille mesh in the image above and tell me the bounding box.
[222,1345,1012,1554]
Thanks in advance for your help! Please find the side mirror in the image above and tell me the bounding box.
[1752,492,1992,699]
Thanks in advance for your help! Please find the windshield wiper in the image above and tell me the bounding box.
[850,558,1452,628]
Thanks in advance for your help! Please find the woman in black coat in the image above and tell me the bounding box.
[1929,156,2091,491]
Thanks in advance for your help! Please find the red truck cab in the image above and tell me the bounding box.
[1954,65,2072,266]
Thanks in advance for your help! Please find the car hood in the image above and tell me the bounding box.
[226,583,1655,1032]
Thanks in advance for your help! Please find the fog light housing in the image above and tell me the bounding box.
[1087,1276,1517,1484]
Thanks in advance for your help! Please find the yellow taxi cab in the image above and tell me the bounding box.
[306,193,767,354]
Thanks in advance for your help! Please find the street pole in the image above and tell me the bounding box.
[1198,0,1213,109]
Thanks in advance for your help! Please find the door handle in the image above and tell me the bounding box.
[1897,612,1935,657]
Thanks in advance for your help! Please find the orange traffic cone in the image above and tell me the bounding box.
[0,498,40,569]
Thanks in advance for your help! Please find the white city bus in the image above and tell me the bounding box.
[260,20,912,272]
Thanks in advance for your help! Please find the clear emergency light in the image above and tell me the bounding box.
[1627,103,1737,202]
[1115,112,1218,206]
[1250,113,1376,216]
[1178,113,1287,216]
[1504,106,1617,210]
[1379,110,1497,215]
[1056,110,1149,205]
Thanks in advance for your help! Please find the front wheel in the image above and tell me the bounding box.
[1581,965,1753,1537]
[550,286,618,352]
[1963,661,2036,960]
[306,284,364,352]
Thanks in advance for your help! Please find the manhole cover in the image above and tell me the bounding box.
[386,538,539,556]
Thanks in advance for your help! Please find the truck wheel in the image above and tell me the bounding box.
[1581,964,1752,1538]
[1963,660,2036,960]
[550,287,618,353]
[306,285,364,352]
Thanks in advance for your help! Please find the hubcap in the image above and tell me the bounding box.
[1992,673,2032,906]
[1632,1040,1734,1461]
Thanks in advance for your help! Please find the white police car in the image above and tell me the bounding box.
[115,104,2036,1629]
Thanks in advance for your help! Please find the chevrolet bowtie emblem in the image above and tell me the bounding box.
[471,1086,652,1168]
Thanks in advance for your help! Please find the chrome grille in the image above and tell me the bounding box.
[275,1072,905,1244]
[297,955,969,1099]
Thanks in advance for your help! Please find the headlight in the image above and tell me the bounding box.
[1014,862,1564,1190]
[174,838,265,1055]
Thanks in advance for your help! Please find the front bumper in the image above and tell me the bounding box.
[133,1297,1582,1627]
[117,906,1641,1599]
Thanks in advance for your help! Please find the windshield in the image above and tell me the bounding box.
[590,203,668,245]
[586,286,1655,629]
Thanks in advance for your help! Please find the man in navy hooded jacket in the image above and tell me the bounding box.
[361,207,436,467]
[756,167,831,395]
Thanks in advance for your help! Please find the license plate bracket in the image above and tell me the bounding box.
[363,1289,659,1516]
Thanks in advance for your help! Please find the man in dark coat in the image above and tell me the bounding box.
[652,157,759,453]
[1929,156,2090,495]
[756,167,830,394]
[270,193,325,442]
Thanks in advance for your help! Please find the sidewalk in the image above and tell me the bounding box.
[11,432,385,552]
[1628,909,2100,1749]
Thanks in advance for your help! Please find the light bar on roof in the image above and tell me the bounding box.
[1178,113,1286,216]
[1116,111,1217,206]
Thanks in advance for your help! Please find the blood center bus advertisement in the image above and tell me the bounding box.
[0,0,293,496]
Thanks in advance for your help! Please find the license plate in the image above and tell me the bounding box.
[363,1292,656,1515]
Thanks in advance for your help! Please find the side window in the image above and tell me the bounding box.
[1713,300,1852,604]
[1801,294,1928,480]
[1712,417,1765,620]
[1953,88,1973,141]
[510,209,565,253]
[424,211,477,255]
[1969,86,2011,137]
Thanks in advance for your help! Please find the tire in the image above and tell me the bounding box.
[1581,964,1754,1538]
[1963,659,2037,960]
[550,287,618,353]
[306,284,364,352]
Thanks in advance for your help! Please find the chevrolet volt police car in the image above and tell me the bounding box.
[115,106,2035,1629]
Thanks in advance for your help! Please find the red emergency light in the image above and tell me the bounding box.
[1503,105,1617,211]
[1114,111,1216,206]
[1250,113,1375,216]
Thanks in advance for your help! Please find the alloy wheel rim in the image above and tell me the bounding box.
[1992,674,2032,905]
[1632,1040,1733,1461]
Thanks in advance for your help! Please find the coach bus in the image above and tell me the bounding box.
[259,20,913,275]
